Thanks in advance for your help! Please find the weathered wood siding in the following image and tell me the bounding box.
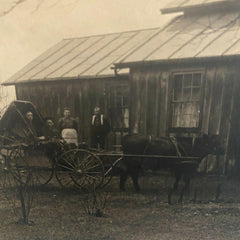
[129,67,170,136]
[15,77,129,148]
[129,62,240,173]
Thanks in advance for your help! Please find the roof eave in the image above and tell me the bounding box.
[114,55,240,69]
[2,73,129,86]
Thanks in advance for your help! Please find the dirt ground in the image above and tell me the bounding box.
[1,171,240,240]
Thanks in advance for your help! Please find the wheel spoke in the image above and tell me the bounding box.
[56,163,74,172]
[61,156,75,169]
[84,171,103,174]
[75,155,92,168]
[84,163,102,171]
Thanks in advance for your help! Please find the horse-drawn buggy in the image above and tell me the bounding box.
[0,100,109,190]
[0,100,224,203]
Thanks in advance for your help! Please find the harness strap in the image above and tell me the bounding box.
[170,136,182,157]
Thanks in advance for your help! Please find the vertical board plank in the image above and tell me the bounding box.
[159,71,170,137]
[208,68,224,135]
[228,76,240,174]
[146,72,157,136]
[218,72,235,173]
[201,66,215,134]
[130,68,141,134]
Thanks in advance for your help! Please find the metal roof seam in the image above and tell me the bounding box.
[44,36,104,79]
[92,31,141,76]
[57,35,107,78]
[118,16,182,63]
[77,31,136,76]
[61,33,122,78]
[10,39,71,84]
[144,16,202,61]
[169,14,225,59]
[27,38,90,80]
[222,32,240,55]
[194,14,240,57]
[224,21,240,54]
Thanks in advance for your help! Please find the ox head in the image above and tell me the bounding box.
[192,134,225,158]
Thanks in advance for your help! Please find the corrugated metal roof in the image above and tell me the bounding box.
[116,11,240,66]
[4,28,159,85]
[5,9,240,85]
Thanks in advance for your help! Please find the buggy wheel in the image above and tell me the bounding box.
[7,147,30,184]
[0,155,16,190]
[26,151,54,186]
[8,147,54,186]
[56,149,104,190]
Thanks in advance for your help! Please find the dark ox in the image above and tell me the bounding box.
[121,134,224,203]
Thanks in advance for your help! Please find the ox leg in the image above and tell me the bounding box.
[173,171,181,190]
[120,171,128,191]
[130,170,140,192]
[168,188,173,205]
[168,171,182,204]
[215,183,222,202]
[178,175,190,203]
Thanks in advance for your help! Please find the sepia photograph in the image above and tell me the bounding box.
[0,0,240,239]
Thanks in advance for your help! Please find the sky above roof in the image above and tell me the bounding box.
[0,0,175,86]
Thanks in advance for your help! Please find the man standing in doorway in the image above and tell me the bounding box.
[91,106,110,149]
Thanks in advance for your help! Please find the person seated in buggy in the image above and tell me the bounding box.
[0,101,46,145]
[42,117,62,141]
[0,101,67,161]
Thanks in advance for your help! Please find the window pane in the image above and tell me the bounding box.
[183,74,192,87]
[173,75,183,101]
[171,103,181,127]
[192,88,201,100]
[182,102,193,114]
[193,73,201,86]
[123,108,129,128]
[183,88,191,101]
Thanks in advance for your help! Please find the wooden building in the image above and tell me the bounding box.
[113,0,240,174]
[4,0,240,174]
[3,31,162,148]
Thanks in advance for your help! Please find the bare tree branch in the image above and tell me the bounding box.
[33,0,45,13]
[0,0,28,17]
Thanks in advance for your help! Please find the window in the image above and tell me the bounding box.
[171,72,202,128]
[110,85,129,130]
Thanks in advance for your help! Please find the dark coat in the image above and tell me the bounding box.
[90,114,110,137]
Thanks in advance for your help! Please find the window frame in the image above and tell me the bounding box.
[169,69,205,133]
[108,83,130,131]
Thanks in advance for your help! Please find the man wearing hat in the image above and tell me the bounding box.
[91,106,110,149]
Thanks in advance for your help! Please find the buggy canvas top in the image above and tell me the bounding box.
[0,100,44,141]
